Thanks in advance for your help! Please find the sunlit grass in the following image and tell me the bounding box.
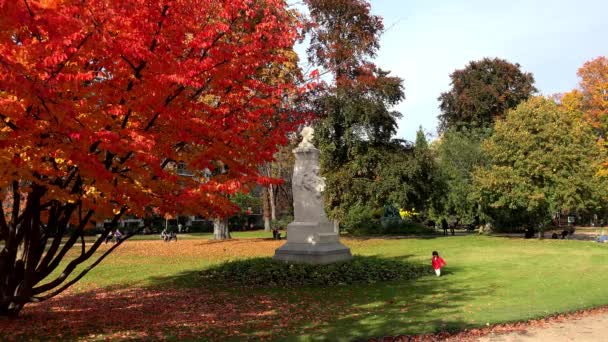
[25,235,608,341]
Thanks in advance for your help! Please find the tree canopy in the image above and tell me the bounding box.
[0,0,302,316]
[438,57,537,132]
[303,0,419,226]
[562,56,608,176]
[304,0,383,77]
[430,127,490,226]
[473,97,606,230]
[577,56,608,131]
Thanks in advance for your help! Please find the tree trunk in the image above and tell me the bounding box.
[262,187,271,232]
[0,180,130,318]
[334,219,340,234]
[0,301,22,318]
[269,184,276,221]
[213,218,231,240]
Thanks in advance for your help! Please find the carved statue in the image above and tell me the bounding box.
[298,166,326,199]
[273,125,352,264]
[298,126,315,149]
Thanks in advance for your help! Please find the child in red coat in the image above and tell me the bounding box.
[432,251,446,277]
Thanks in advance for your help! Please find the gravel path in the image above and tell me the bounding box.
[473,313,608,341]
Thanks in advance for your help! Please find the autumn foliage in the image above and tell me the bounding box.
[438,58,536,132]
[562,56,608,174]
[562,57,608,130]
[577,57,608,130]
[0,0,302,316]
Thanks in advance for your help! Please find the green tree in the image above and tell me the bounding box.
[333,139,438,234]
[430,128,490,227]
[315,68,405,222]
[315,67,405,170]
[409,128,440,214]
[438,58,537,132]
[304,0,416,228]
[473,97,606,234]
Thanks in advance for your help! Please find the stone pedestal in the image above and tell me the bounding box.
[274,131,352,264]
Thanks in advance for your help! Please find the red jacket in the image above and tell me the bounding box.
[432,256,446,270]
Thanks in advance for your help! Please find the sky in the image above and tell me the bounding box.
[298,0,608,141]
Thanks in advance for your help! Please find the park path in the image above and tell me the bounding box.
[467,312,608,341]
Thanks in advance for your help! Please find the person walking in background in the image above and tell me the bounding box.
[113,229,123,243]
[432,251,447,277]
[441,218,448,236]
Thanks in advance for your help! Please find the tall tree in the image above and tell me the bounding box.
[304,0,415,226]
[315,66,405,222]
[409,128,440,214]
[473,97,606,233]
[430,128,489,227]
[438,57,537,132]
[0,0,301,316]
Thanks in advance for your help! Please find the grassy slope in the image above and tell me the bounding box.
[53,235,608,341]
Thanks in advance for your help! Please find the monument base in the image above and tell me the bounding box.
[273,221,352,264]
[273,242,352,264]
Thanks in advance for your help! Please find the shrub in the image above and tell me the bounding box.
[271,215,293,230]
[343,203,437,236]
[199,256,432,287]
[380,216,404,233]
[342,203,380,235]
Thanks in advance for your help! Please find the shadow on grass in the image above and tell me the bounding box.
[282,263,484,341]
[157,255,430,289]
[1,256,483,341]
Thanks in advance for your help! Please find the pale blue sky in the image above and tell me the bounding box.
[371,0,608,140]
[296,1,608,141]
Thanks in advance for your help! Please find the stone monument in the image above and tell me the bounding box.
[273,127,352,264]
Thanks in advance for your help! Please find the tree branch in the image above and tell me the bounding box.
[0,195,9,239]
[144,86,185,131]
[34,227,141,300]
[20,185,45,298]
[11,181,20,229]
[48,32,93,82]
[0,112,19,131]
[33,208,125,295]
[34,203,73,282]
[34,206,90,284]
[121,109,132,129]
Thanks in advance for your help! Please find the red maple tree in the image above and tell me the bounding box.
[0,0,302,316]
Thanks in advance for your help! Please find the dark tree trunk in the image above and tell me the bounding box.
[0,301,21,318]
[0,180,130,317]
[213,218,231,240]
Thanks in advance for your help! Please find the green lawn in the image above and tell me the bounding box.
[17,235,608,341]
[292,236,608,340]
